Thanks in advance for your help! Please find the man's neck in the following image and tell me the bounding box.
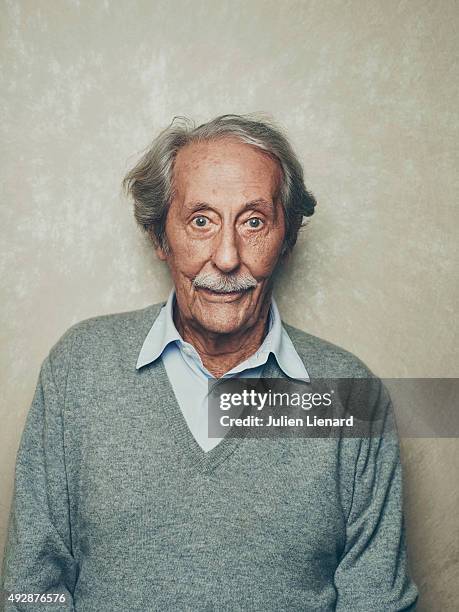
[174,300,271,378]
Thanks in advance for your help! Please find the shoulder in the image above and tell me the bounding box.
[47,302,164,382]
[54,301,164,346]
[282,321,376,378]
[283,323,397,434]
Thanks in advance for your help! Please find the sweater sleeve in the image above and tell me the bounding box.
[334,394,418,611]
[1,354,77,611]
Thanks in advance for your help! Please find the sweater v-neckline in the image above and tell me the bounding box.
[149,350,285,475]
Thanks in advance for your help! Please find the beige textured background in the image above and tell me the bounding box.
[1,0,458,609]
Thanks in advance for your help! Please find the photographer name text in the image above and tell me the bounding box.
[220,414,354,428]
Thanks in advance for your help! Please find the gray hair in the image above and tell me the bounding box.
[122,114,316,253]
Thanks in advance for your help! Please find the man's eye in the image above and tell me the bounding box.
[246,217,263,229]
[193,216,208,227]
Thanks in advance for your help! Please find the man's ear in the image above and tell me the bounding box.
[280,244,291,264]
[155,244,168,261]
[148,228,168,261]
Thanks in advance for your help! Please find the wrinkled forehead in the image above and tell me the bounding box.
[172,138,283,203]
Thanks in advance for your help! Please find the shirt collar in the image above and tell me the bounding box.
[136,289,309,381]
[136,290,180,369]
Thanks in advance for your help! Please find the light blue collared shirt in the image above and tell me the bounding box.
[136,290,309,452]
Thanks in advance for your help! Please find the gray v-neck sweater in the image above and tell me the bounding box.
[1,303,418,611]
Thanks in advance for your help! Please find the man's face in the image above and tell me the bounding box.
[157,137,286,335]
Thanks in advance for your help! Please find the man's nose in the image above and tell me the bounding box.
[212,226,241,273]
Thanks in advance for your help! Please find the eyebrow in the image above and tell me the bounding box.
[186,198,275,214]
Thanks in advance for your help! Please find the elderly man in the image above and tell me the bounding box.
[2,115,418,610]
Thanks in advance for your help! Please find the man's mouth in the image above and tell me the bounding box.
[197,287,252,302]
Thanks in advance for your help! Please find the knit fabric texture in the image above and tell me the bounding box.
[1,302,418,611]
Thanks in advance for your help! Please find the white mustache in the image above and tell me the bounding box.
[193,271,257,293]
